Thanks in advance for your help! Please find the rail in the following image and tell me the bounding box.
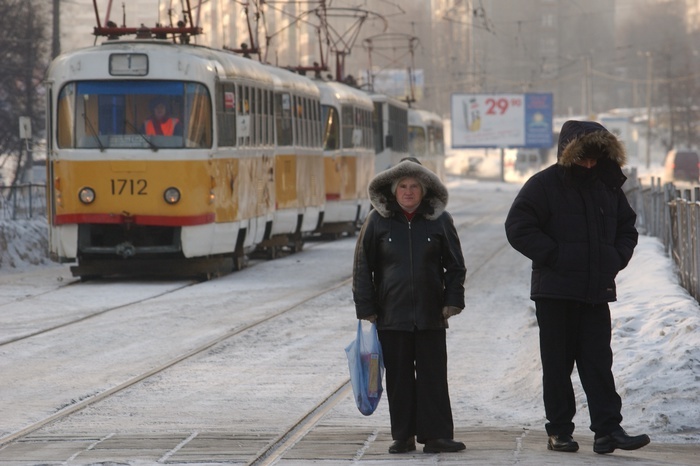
[0,184,47,220]
[627,169,700,302]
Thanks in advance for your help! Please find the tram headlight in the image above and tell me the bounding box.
[78,187,96,204]
[164,187,181,204]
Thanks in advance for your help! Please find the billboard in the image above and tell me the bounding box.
[451,93,553,149]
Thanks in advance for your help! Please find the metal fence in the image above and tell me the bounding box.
[0,184,47,220]
[628,169,700,302]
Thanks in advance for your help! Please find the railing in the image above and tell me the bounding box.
[627,169,700,301]
[0,184,47,220]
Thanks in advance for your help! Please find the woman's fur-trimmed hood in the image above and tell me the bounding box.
[368,159,448,220]
[557,120,626,168]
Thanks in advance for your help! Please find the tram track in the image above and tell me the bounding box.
[0,242,330,348]
[0,280,199,347]
[0,272,352,449]
[0,201,517,463]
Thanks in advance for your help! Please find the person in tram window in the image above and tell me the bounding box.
[142,97,183,136]
[353,157,467,455]
[505,120,650,455]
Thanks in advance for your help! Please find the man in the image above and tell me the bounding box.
[504,120,650,455]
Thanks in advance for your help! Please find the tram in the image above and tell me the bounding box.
[408,108,446,180]
[45,37,326,278]
[262,65,325,256]
[315,80,375,236]
[370,93,409,174]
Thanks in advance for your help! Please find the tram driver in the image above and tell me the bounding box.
[142,97,183,137]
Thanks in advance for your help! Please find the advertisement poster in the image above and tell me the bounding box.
[451,93,553,149]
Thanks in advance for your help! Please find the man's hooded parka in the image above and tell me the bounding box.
[505,120,638,304]
[353,159,466,331]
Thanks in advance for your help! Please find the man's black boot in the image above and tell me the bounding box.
[594,429,650,454]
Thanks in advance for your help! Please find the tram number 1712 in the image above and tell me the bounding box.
[111,179,148,195]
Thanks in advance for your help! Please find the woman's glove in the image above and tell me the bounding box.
[442,306,462,319]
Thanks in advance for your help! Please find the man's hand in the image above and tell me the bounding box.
[362,315,377,323]
[442,306,462,319]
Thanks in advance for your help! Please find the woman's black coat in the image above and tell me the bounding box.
[353,160,466,331]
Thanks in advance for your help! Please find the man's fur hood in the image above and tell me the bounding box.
[557,120,626,168]
[368,159,448,220]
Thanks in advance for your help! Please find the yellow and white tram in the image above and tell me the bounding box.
[45,39,323,278]
[315,80,375,236]
[370,93,409,174]
[263,65,324,256]
[408,108,446,180]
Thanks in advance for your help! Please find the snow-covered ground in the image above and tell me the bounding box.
[1,166,699,445]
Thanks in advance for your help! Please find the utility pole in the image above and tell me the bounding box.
[581,55,592,117]
[645,52,653,169]
[52,0,60,58]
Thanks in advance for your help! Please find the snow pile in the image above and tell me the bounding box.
[0,218,51,270]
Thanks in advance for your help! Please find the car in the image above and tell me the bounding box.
[664,149,699,183]
[514,149,542,174]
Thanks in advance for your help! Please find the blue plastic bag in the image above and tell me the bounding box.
[345,320,384,416]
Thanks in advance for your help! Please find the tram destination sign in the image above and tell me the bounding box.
[450,93,553,149]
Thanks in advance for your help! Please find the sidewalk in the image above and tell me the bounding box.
[1,426,695,465]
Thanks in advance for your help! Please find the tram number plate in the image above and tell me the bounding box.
[111,179,148,195]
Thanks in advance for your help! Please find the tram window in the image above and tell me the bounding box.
[250,86,258,146]
[292,95,301,145]
[250,87,257,146]
[267,90,274,145]
[308,98,314,147]
[373,102,383,154]
[184,82,213,148]
[308,100,314,147]
[275,92,293,146]
[266,90,271,145]
[299,97,309,146]
[300,96,307,146]
[435,126,445,155]
[256,87,263,146]
[313,100,321,147]
[313,100,319,146]
[303,98,310,147]
[295,96,301,147]
[238,85,251,146]
[341,105,354,148]
[388,105,408,153]
[366,109,374,149]
[322,105,339,150]
[216,83,236,147]
[265,89,271,145]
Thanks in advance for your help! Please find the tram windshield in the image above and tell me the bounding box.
[409,126,427,156]
[56,80,212,150]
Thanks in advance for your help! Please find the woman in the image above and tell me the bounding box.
[353,158,467,454]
